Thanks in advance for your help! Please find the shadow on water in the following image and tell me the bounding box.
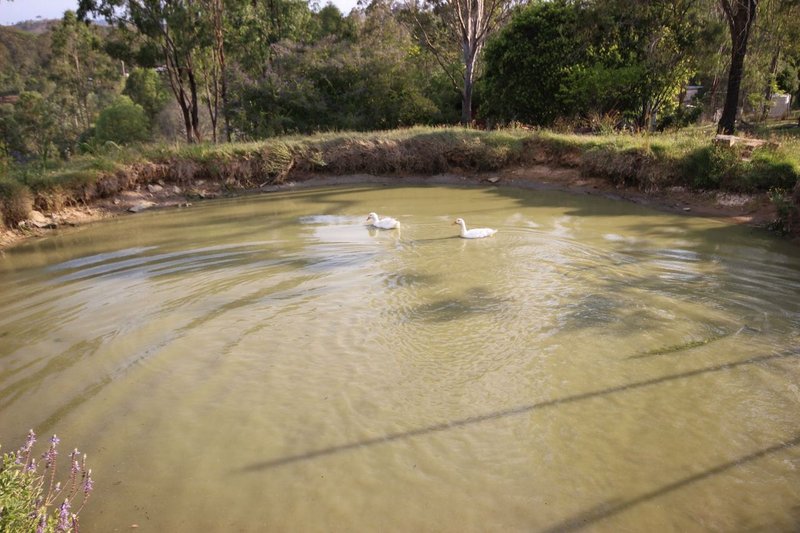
[410,287,508,323]
[240,348,800,472]
[484,185,800,255]
[626,326,758,360]
[541,433,800,533]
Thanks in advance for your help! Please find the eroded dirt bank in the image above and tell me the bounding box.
[0,165,779,253]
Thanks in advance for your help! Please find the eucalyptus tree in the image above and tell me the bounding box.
[49,10,120,133]
[225,0,315,78]
[13,91,59,163]
[198,0,228,141]
[744,0,800,121]
[717,0,758,134]
[406,0,518,124]
[77,0,211,143]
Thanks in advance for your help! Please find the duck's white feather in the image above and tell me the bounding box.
[454,218,496,239]
[366,212,400,229]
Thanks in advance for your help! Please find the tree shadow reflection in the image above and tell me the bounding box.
[542,433,800,532]
[240,348,800,472]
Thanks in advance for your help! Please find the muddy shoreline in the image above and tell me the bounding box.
[0,164,779,252]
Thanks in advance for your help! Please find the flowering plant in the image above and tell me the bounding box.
[0,430,94,532]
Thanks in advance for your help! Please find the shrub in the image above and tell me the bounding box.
[767,187,795,234]
[682,145,745,190]
[743,149,800,191]
[95,96,150,145]
[0,179,33,228]
[0,430,94,532]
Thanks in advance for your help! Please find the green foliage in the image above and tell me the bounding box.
[227,5,450,137]
[123,68,170,121]
[0,103,22,161]
[13,91,59,163]
[682,144,800,192]
[0,26,50,95]
[0,432,94,533]
[49,10,121,135]
[682,146,719,188]
[767,187,796,234]
[0,451,40,532]
[482,0,713,130]
[481,2,579,126]
[744,148,800,190]
[95,96,150,145]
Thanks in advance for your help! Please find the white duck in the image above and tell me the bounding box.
[453,217,497,239]
[366,212,400,229]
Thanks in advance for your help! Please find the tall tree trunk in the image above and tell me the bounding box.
[759,49,780,121]
[216,0,230,142]
[179,99,194,144]
[188,65,202,143]
[462,46,476,125]
[410,0,509,127]
[718,0,758,135]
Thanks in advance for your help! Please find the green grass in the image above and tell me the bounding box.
[2,126,799,231]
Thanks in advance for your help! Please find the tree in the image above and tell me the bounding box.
[481,2,580,125]
[13,91,59,163]
[95,95,151,144]
[717,0,758,134]
[407,0,515,124]
[595,0,711,130]
[741,0,800,121]
[198,0,228,142]
[0,103,22,163]
[481,0,711,130]
[225,0,447,136]
[124,67,170,121]
[78,0,209,143]
[49,11,120,133]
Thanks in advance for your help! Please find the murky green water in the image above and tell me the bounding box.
[1,185,799,532]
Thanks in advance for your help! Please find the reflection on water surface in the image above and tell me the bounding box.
[1,185,799,532]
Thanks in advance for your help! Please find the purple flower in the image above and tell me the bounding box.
[42,435,59,468]
[84,469,94,496]
[71,449,81,476]
[26,458,37,472]
[35,512,47,533]
[16,429,36,464]
[56,499,71,532]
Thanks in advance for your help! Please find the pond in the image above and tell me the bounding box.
[1,185,799,531]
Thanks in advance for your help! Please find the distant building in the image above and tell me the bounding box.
[768,93,792,119]
[683,85,703,105]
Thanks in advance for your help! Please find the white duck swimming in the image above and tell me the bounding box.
[366,212,400,229]
[453,217,497,239]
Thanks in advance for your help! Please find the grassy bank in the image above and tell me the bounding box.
[2,125,799,232]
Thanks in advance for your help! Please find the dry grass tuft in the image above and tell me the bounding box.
[0,179,33,227]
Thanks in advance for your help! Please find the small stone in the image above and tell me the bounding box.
[683,207,691,211]
[26,210,56,228]
[147,184,163,193]
[487,177,500,184]
[171,185,182,195]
